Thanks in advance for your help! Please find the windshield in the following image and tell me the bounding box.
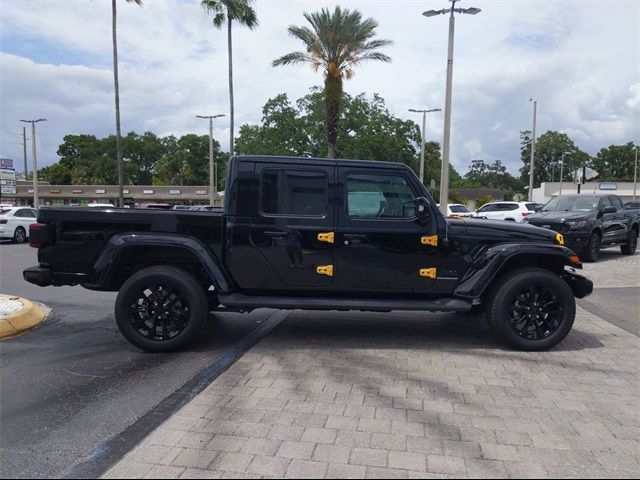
[543,196,599,212]
[449,205,470,213]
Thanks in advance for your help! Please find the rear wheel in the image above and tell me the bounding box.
[621,229,638,255]
[486,268,575,351]
[115,265,208,352]
[13,227,27,244]
[582,232,601,262]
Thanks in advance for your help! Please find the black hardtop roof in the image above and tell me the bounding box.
[231,155,414,172]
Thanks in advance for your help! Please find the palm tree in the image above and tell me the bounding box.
[201,0,258,157]
[273,7,391,159]
[111,0,141,208]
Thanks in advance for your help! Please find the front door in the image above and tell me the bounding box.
[334,168,440,294]
[250,162,335,290]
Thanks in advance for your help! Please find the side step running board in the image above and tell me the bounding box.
[217,293,472,313]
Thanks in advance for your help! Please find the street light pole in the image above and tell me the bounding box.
[20,119,46,208]
[22,127,28,179]
[559,151,570,195]
[528,98,537,201]
[634,145,638,202]
[196,114,225,206]
[423,1,480,216]
[409,108,441,185]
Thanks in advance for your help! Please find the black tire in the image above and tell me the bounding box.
[486,268,575,351]
[582,232,601,263]
[115,265,208,352]
[13,226,27,244]
[621,229,638,255]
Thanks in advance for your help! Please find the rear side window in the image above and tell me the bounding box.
[261,169,328,217]
[15,209,36,218]
[497,203,518,211]
[0,209,10,215]
[526,203,539,211]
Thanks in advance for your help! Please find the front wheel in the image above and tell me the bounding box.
[621,229,638,255]
[486,268,575,351]
[582,232,601,263]
[115,265,208,352]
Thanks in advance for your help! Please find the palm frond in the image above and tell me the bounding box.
[272,52,313,67]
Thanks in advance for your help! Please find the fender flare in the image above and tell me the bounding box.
[453,243,578,299]
[88,233,231,291]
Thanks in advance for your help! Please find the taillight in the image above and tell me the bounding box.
[521,211,530,216]
[29,223,46,248]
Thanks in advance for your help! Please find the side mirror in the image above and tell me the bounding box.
[415,197,431,223]
[603,206,617,214]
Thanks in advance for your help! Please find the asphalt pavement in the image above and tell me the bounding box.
[0,242,275,478]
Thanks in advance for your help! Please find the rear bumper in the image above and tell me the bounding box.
[23,265,53,287]
[562,269,593,299]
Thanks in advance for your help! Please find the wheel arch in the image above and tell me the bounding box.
[87,233,231,292]
[454,244,577,301]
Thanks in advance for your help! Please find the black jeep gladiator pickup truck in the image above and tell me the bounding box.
[525,194,639,262]
[24,156,593,352]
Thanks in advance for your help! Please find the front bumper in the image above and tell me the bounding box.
[562,268,593,299]
[562,231,592,250]
[23,265,53,287]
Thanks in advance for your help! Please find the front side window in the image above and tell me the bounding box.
[261,169,328,217]
[347,174,417,219]
[477,204,496,213]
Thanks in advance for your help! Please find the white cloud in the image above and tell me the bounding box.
[1,0,638,176]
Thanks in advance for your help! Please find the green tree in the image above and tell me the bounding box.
[46,164,72,185]
[202,0,258,155]
[273,6,392,159]
[464,159,523,192]
[519,130,588,187]
[111,0,142,206]
[589,142,637,181]
[122,131,164,184]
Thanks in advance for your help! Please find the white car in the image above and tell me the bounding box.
[472,201,539,222]
[436,203,473,218]
[0,207,38,243]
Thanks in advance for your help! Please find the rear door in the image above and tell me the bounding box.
[249,162,336,290]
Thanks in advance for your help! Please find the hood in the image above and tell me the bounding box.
[526,210,594,222]
[449,218,558,244]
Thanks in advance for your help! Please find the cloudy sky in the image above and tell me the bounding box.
[1,0,638,177]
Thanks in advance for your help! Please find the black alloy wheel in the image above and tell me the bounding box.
[13,227,27,244]
[583,232,601,263]
[507,284,564,340]
[621,230,638,255]
[115,265,208,352]
[486,268,575,351]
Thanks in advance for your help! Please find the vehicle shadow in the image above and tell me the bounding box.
[269,309,604,353]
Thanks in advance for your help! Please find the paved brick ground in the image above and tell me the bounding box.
[104,302,639,479]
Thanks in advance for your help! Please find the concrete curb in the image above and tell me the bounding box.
[0,295,48,340]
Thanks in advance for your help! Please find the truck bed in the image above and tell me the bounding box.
[35,207,224,284]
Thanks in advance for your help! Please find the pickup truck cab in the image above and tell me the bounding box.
[526,194,639,262]
[24,156,592,352]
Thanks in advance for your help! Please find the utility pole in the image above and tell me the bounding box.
[559,151,570,196]
[633,145,637,202]
[20,119,46,208]
[196,114,225,206]
[528,98,537,201]
[423,0,481,216]
[22,127,29,179]
[408,108,441,184]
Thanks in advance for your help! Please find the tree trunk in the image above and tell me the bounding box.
[324,75,342,159]
[227,15,234,156]
[112,0,124,208]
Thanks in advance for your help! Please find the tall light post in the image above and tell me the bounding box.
[196,114,225,206]
[634,144,638,202]
[423,1,481,216]
[559,151,570,195]
[408,108,441,185]
[528,98,537,201]
[20,118,46,208]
